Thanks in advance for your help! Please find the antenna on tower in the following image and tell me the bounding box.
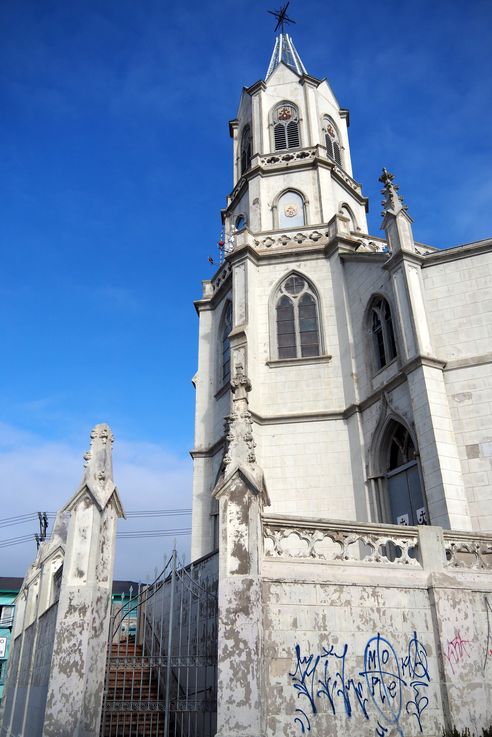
[268,2,296,33]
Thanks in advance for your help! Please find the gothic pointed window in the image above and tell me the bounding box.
[323,116,342,167]
[275,275,320,359]
[221,301,233,383]
[273,103,300,151]
[385,422,426,526]
[240,125,252,175]
[369,297,397,370]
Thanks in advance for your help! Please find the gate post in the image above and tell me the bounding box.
[213,365,268,737]
[42,424,124,737]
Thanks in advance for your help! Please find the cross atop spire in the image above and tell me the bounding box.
[268,2,296,33]
[266,2,306,79]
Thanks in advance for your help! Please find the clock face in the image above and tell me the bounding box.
[326,124,336,139]
[278,106,293,121]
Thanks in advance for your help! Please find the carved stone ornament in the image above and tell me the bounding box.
[379,167,409,217]
[284,204,298,218]
[222,365,256,469]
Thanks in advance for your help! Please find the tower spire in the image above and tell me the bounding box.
[379,168,416,254]
[266,3,307,79]
[266,33,307,79]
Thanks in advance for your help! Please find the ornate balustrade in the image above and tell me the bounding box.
[262,514,421,567]
[258,147,317,167]
[443,530,492,570]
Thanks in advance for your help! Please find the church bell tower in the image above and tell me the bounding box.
[191,27,373,560]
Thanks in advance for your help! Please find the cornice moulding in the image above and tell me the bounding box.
[383,249,424,271]
[422,238,492,267]
[266,354,332,368]
[190,437,225,460]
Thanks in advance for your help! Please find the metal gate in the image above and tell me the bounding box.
[100,550,218,737]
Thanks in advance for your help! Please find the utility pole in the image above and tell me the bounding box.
[34,511,48,549]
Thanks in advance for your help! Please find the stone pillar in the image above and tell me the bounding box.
[42,424,124,737]
[380,168,471,530]
[213,365,268,737]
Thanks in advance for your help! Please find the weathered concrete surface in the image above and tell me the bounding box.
[213,365,268,737]
[0,424,124,737]
[258,523,492,737]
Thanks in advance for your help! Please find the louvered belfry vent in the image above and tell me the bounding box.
[324,117,343,168]
[274,125,287,150]
[287,120,299,148]
[273,104,300,151]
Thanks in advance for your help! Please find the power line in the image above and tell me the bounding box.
[117,528,192,538]
[0,513,38,529]
[0,527,192,549]
[0,508,192,528]
[0,533,36,549]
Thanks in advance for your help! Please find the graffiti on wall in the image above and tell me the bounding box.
[289,631,430,736]
[444,631,471,674]
[484,596,492,673]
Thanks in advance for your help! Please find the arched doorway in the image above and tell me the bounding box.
[385,423,427,526]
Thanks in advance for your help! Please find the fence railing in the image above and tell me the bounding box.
[443,530,492,570]
[263,515,492,572]
[263,514,421,566]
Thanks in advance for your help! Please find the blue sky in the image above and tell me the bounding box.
[1,0,491,580]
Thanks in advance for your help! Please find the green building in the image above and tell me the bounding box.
[0,576,138,703]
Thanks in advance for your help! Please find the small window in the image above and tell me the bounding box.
[240,125,252,175]
[323,117,342,167]
[273,103,300,151]
[275,275,321,359]
[0,605,14,628]
[369,297,397,370]
[339,204,357,232]
[277,191,305,228]
[235,215,246,231]
[221,302,233,383]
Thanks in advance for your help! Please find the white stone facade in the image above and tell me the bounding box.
[191,35,492,562]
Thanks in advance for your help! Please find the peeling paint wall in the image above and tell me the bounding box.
[261,571,492,737]
[215,489,492,737]
[0,424,123,737]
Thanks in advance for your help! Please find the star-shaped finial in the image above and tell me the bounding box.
[268,2,296,33]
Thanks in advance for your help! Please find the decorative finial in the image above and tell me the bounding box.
[379,167,409,217]
[83,423,114,491]
[268,2,296,33]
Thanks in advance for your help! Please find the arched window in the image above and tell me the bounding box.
[339,204,357,232]
[277,190,305,228]
[221,302,232,383]
[235,214,246,231]
[323,116,342,166]
[275,275,320,359]
[385,422,426,526]
[273,103,300,151]
[369,297,397,370]
[240,125,252,174]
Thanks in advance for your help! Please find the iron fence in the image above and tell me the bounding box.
[100,549,218,737]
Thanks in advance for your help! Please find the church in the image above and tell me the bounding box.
[2,15,492,737]
[191,29,492,559]
[191,21,492,737]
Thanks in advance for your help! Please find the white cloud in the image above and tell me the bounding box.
[0,423,192,583]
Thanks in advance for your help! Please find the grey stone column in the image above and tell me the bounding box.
[213,365,268,737]
[42,424,124,737]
